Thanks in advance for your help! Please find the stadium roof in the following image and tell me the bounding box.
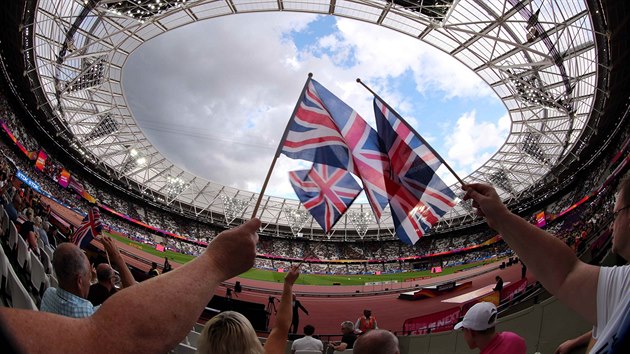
[20,0,609,239]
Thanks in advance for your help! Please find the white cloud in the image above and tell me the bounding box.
[124,13,505,198]
[445,111,510,175]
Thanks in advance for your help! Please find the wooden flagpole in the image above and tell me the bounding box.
[356,78,465,186]
[251,73,313,219]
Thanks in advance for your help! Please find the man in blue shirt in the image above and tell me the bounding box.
[41,236,136,318]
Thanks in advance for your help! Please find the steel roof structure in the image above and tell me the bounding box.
[16,0,610,240]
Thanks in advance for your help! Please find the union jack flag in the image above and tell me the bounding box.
[72,207,103,249]
[281,79,389,219]
[374,97,456,245]
[289,164,362,232]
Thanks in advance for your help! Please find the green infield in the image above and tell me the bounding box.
[105,231,495,286]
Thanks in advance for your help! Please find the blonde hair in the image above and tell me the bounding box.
[196,311,264,354]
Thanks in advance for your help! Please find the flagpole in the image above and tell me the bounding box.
[251,73,313,219]
[356,78,465,186]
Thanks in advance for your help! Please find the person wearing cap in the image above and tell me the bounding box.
[454,302,526,354]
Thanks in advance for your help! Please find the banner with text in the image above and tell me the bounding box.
[403,306,461,334]
[59,169,71,188]
[35,150,47,171]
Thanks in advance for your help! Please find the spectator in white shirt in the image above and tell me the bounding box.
[292,324,323,353]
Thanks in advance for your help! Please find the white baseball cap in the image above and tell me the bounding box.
[454,302,497,331]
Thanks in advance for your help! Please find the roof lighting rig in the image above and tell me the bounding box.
[101,0,190,22]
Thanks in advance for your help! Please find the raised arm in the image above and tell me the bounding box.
[463,183,599,324]
[100,235,136,288]
[298,300,308,315]
[2,218,261,354]
[265,265,300,354]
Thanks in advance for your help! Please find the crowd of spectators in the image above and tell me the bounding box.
[0,88,626,277]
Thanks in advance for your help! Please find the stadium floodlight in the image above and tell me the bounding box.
[101,0,190,21]
[66,56,106,92]
[348,211,372,239]
[120,148,147,174]
[489,169,515,195]
[389,0,455,22]
[519,131,550,165]
[284,208,310,237]
[84,113,119,141]
[165,175,189,198]
[221,195,249,225]
[506,69,573,113]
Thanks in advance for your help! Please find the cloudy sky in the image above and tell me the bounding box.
[124,13,510,199]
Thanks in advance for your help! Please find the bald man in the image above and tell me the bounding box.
[353,329,399,354]
[41,236,135,317]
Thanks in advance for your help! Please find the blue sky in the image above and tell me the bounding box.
[125,13,509,199]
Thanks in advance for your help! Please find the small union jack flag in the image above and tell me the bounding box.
[289,164,362,233]
[72,207,103,249]
[281,79,389,220]
[374,97,456,245]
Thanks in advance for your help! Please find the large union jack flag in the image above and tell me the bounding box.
[374,97,456,245]
[289,164,362,232]
[72,207,103,249]
[281,79,389,219]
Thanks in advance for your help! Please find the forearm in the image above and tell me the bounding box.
[494,213,578,290]
[2,251,224,354]
[574,330,593,347]
[108,251,136,288]
[275,283,294,332]
[492,212,597,323]
[91,251,223,353]
[265,282,293,354]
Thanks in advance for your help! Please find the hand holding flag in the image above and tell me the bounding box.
[72,206,103,249]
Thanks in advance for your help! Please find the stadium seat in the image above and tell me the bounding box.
[48,273,58,288]
[171,343,196,354]
[296,350,324,354]
[186,330,200,347]
[0,205,4,236]
[42,244,54,262]
[333,350,353,354]
[29,254,49,301]
[16,235,31,273]
[0,209,8,242]
[0,245,9,297]
[193,322,204,333]
[6,263,37,310]
[7,221,18,253]
[39,249,52,274]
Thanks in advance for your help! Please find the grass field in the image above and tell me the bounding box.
[105,231,494,286]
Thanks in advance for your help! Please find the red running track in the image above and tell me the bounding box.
[227,264,533,334]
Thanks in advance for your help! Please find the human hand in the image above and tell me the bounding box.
[462,183,510,229]
[554,338,576,354]
[284,265,300,286]
[206,218,260,280]
[99,235,120,257]
[91,264,97,283]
